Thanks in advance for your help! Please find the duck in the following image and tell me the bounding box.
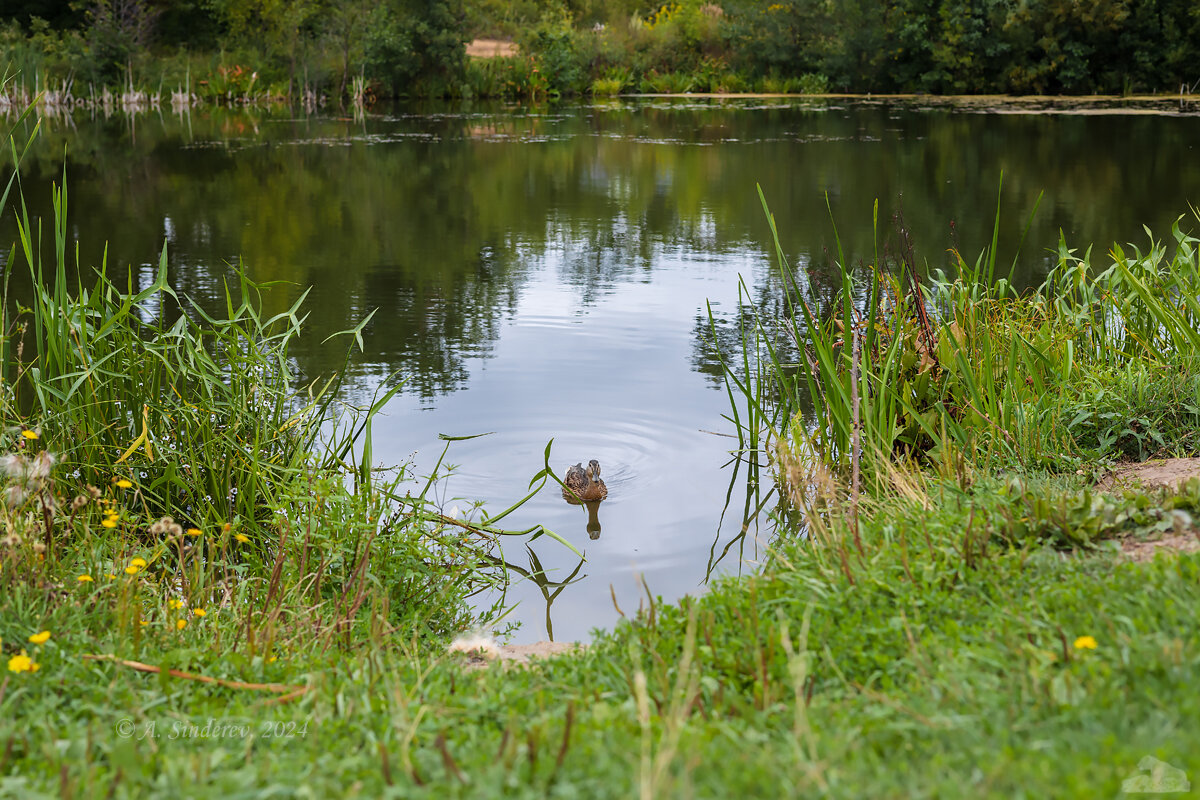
[562,459,608,503]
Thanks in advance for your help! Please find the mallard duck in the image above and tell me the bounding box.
[562,459,608,503]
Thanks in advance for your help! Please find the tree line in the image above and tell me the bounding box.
[0,0,1196,99]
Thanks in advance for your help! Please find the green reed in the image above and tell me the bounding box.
[729,187,1200,493]
[3,180,352,531]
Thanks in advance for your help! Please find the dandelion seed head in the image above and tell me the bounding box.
[29,451,55,480]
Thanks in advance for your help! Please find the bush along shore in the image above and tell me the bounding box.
[3,141,1200,794]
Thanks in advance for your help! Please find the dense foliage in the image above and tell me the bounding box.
[1,0,1198,100]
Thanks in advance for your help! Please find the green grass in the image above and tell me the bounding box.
[3,468,1197,797]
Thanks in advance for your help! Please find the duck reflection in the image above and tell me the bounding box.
[581,500,603,539]
[563,460,607,539]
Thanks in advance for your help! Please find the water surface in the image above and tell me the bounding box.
[6,97,1198,641]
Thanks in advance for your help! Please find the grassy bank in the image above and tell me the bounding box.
[4,483,1196,797]
[4,433,1197,796]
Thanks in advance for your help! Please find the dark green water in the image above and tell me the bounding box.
[5,98,1198,641]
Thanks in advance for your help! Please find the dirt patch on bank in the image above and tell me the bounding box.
[494,641,582,664]
[449,636,584,668]
[1097,457,1200,492]
[1120,531,1200,562]
[467,39,518,59]
[1097,458,1200,560]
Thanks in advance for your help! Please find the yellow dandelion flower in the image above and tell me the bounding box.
[115,479,133,489]
[101,519,118,529]
[139,620,149,627]
[176,619,187,630]
[234,533,249,543]
[7,650,39,673]
[21,430,39,440]
[106,573,117,580]
[77,575,94,583]
[129,557,147,568]
[267,656,277,664]
[28,630,51,645]
[193,608,206,617]
[168,599,183,610]
[1074,635,1098,650]
[124,564,142,575]
[186,528,202,537]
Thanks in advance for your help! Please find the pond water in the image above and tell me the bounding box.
[5,97,1198,642]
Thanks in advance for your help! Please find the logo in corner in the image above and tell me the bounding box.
[1122,756,1190,794]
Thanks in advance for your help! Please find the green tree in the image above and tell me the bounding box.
[85,0,161,81]
[323,0,377,100]
[209,0,320,92]
[366,0,467,96]
[0,0,82,29]
[723,0,831,78]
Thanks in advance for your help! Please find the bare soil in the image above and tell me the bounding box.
[494,641,583,663]
[467,39,518,59]
[1097,457,1200,492]
[1120,531,1200,562]
[1097,458,1200,560]
[451,639,584,668]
